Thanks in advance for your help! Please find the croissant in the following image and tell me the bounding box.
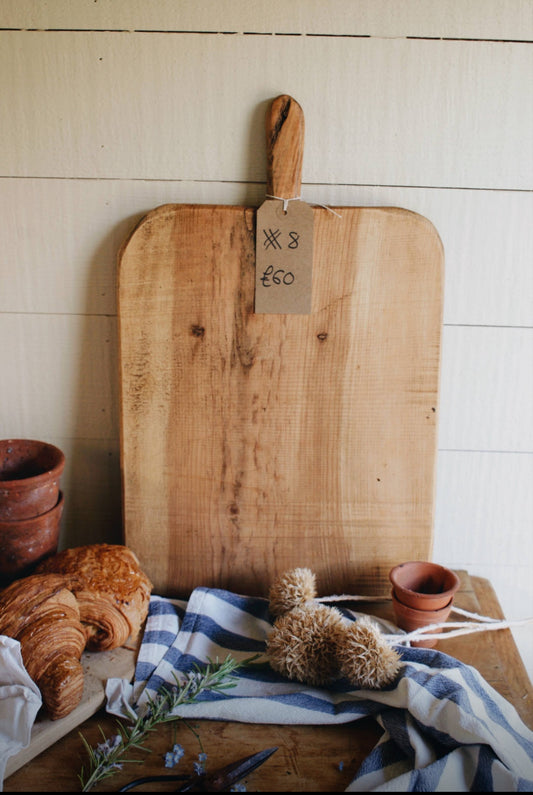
[35,543,153,651]
[0,573,86,720]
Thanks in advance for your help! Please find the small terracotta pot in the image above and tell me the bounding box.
[0,439,65,520]
[0,491,64,585]
[391,590,454,648]
[389,561,460,611]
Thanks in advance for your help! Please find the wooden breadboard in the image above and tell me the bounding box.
[118,96,444,598]
[5,645,137,779]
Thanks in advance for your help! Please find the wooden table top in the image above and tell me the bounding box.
[4,572,532,792]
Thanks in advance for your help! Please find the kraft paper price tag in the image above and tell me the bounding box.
[255,199,314,314]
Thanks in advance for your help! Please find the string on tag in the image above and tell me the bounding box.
[266,194,342,218]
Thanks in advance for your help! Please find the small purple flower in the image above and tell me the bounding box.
[193,752,207,775]
[164,743,185,768]
[185,671,204,695]
[95,734,122,759]
[338,760,344,771]
[230,784,247,792]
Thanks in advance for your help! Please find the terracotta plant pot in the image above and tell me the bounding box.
[389,561,461,648]
[389,560,460,611]
[391,590,454,648]
[0,491,64,585]
[0,439,65,520]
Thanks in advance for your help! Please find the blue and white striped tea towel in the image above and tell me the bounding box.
[106,588,533,791]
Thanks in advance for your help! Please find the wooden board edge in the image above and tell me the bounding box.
[4,645,137,779]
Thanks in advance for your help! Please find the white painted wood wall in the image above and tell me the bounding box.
[1,1,531,681]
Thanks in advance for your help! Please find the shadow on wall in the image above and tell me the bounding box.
[65,213,146,549]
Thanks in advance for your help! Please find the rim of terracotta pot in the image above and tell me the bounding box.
[0,439,65,487]
[389,560,461,611]
[0,439,65,519]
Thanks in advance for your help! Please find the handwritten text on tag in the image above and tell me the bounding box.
[255,199,314,314]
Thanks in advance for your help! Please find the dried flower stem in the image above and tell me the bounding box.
[79,654,257,792]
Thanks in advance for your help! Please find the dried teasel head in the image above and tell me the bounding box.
[334,616,402,690]
[266,603,345,686]
[268,567,317,617]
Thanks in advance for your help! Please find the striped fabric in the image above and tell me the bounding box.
[106,588,533,791]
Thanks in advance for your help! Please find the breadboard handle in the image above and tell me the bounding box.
[266,95,305,200]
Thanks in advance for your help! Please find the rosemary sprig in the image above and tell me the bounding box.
[79,654,258,792]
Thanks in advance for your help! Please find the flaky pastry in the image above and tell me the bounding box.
[36,543,153,651]
[0,573,86,719]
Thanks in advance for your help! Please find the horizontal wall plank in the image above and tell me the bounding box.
[1,178,531,327]
[1,32,531,189]
[438,326,533,452]
[1,314,530,455]
[434,450,533,566]
[1,0,532,40]
[0,313,118,440]
[433,449,533,680]
[37,434,123,550]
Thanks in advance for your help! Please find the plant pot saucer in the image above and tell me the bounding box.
[391,590,454,648]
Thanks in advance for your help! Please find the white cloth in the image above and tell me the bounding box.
[0,635,42,790]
